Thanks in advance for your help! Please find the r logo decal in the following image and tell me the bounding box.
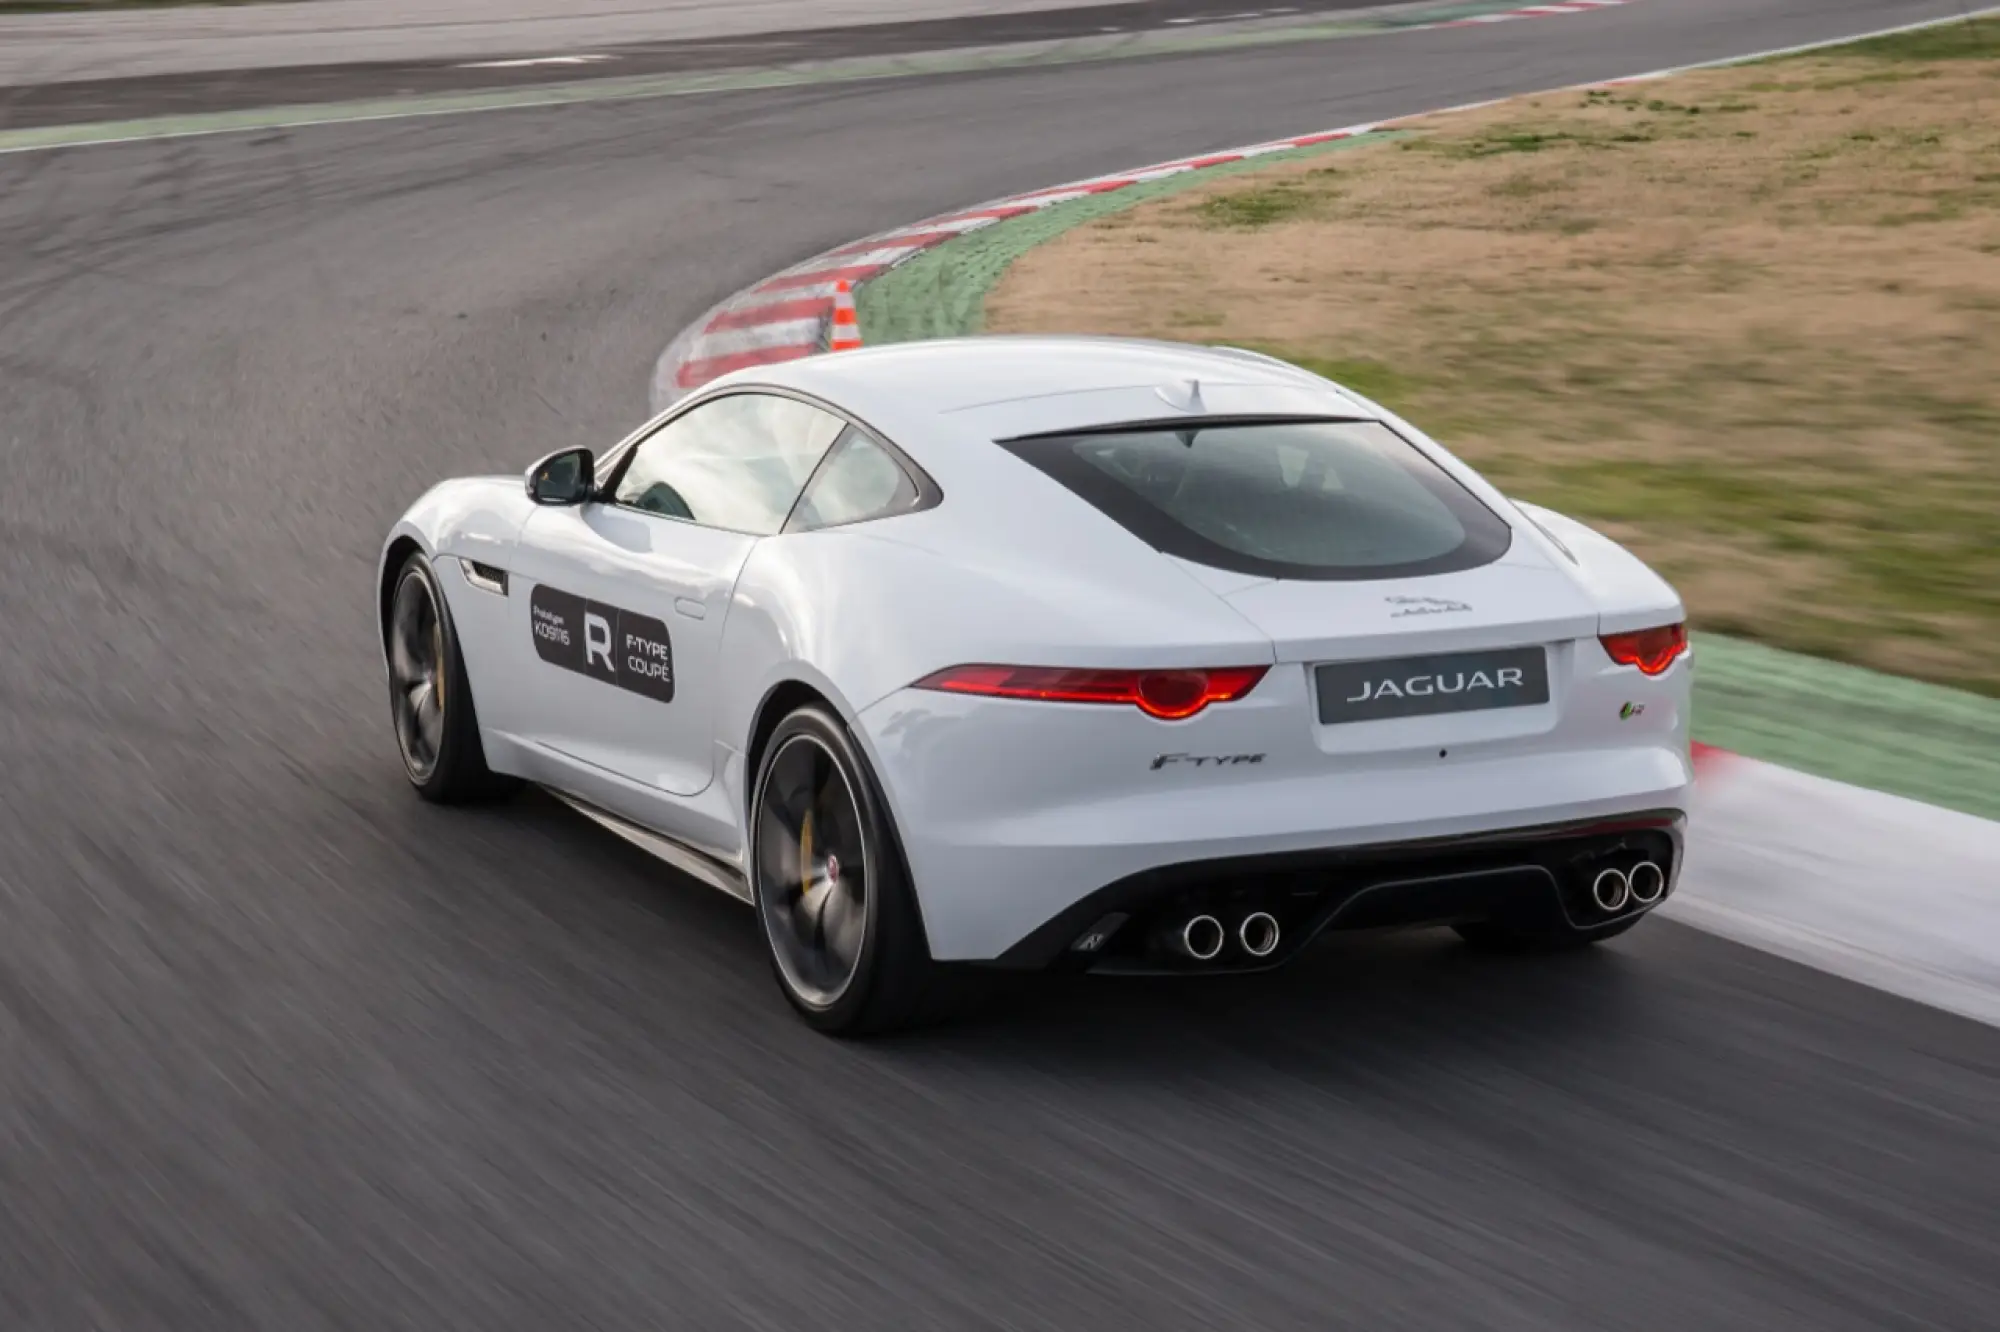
[584,612,615,674]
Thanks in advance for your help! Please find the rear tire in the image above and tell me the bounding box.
[749,703,939,1036]
[386,552,519,805]
[1452,915,1643,953]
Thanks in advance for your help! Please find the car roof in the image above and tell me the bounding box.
[719,335,1379,434]
[683,336,1394,516]
[674,337,1502,596]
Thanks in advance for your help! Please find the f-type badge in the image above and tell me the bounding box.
[1150,752,1266,772]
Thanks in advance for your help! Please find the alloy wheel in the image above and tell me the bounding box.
[754,734,871,1009]
[389,569,446,782]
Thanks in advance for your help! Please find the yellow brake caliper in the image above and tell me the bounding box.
[798,811,814,899]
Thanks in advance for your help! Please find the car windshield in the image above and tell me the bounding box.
[998,418,1512,581]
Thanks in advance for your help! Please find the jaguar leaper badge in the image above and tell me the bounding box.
[1386,595,1471,618]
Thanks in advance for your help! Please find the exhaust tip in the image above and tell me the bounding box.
[1591,867,1631,913]
[1180,915,1225,962]
[1239,911,1280,959]
[1628,860,1666,905]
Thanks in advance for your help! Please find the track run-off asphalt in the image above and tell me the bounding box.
[2,1,1997,1328]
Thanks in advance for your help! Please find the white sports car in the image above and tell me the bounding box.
[378,337,1693,1034]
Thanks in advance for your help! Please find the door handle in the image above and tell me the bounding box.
[673,597,706,621]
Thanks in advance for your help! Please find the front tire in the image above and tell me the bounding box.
[749,704,936,1036]
[386,552,518,804]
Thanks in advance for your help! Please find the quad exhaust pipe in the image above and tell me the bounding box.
[1239,911,1281,959]
[1589,860,1668,913]
[1590,867,1630,913]
[1166,911,1280,962]
[1175,914,1226,961]
[1628,860,1666,905]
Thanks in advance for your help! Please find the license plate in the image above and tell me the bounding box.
[1315,646,1550,725]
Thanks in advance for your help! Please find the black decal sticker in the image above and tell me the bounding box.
[617,611,676,703]
[529,583,675,704]
[530,584,585,670]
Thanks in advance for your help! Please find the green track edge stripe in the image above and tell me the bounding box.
[1692,639,2000,823]
[0,0,1530,154]
[855,131,2000,823]
[857,133,1401,342]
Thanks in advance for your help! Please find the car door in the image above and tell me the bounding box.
[507,390,847,824]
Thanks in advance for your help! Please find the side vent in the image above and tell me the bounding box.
[460,559,509,595]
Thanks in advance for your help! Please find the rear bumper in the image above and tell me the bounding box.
[990,811,1684,973]
[856,685,1693,962]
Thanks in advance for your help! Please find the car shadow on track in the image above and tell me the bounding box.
[462,788,1663,1085]
[914,932,1658,1079]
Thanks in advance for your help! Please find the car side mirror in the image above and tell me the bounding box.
[525,447,595,505]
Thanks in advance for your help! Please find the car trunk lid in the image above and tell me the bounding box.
[1204,551,1599,665]
[1194,552,1601,756]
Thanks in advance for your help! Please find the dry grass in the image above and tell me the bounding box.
[986,20,2000,694]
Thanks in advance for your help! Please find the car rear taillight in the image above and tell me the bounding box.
[1599,623,1688,676]
[912,664,1269,721]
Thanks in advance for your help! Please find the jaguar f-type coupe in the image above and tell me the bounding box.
[378,337,1694,1033]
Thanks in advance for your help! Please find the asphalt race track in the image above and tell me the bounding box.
[0,0,1400,124]
[2,0,1997,1327]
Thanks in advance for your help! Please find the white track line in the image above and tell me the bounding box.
[457,54,616,69]
[1672,761,2000,1029]
[683,319,824,358]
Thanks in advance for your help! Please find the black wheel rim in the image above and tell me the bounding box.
[754,735,869,1009]
[389,570,446,782]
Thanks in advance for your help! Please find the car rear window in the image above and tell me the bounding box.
[999,418,1512,581]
